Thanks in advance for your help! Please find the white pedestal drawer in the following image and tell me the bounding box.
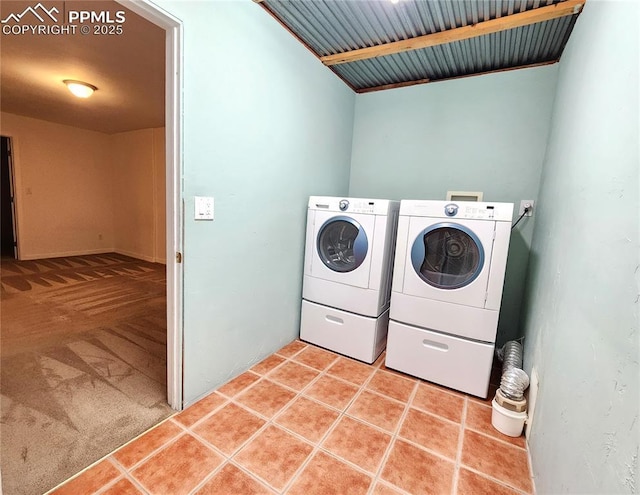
[300,299,389,364]
[385,320,494,398]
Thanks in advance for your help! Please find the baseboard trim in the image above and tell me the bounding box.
[113,250,166,265]
[19,248,115,261]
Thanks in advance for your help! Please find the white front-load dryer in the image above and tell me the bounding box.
[300,196,399,363]
[386,200,513,397]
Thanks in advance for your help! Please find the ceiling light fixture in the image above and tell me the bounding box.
[63,80,97,98]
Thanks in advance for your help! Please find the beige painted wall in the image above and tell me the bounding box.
[111,129,163,263]
[111,127,166,263]
[152,128,166,263]
[0,112,166,262]
[0,112,114,259]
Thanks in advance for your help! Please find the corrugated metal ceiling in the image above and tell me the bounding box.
[257,0,583,92]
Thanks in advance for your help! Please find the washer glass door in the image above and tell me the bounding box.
[317,216,368,273]
[410,223,485,289]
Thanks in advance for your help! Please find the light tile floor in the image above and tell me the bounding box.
[50,340,534,495]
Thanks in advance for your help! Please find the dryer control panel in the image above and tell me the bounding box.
[400,200,514,222]
[458,204,496,219]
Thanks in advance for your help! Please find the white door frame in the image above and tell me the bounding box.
[116,0,184,410]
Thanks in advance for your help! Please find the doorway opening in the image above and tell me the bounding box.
[0,136,17,259]
[0,1,183,493]
[119,0,184,414]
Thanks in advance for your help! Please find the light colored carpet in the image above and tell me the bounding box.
[0,253,174,495]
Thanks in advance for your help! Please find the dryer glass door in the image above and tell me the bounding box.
[411,223,484,289]
[317,216,368,273]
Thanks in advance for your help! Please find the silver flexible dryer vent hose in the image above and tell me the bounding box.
[500,368,530,401]
[501,340,523,374]
[498,340,530,401]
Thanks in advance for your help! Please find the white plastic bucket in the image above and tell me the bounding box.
[491,398,527,437]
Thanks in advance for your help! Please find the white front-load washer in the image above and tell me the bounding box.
[300,196,399,363]
[386,200,513,397]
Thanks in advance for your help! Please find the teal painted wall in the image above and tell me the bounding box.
[156,1,355,404]
[349,67,558,344]
[520,2,639,493]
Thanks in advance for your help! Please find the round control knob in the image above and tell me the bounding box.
[339,200,349,211]
[445,203,458,217]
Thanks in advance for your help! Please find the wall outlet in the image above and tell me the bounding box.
[525,367,539,439]
[519,200,535,217]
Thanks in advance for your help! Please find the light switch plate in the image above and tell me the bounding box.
[194,196,214,220]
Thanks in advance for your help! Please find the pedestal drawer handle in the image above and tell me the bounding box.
[422,339,448,352]
[325,315,344,325]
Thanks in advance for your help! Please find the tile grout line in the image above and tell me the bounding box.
[334,361,408,462]
[186,457,229,495]
[227,345,342,494]
[110,418,187,473]
[172,395,230,431]
[526,435,538,495]
[101,458,152,495]
[91,471,127,495]
[288,348,479,494]
[250,353,334,418]
[275,350,391,493]
[319,357,403,474]
[200,400,273,455]
[465,424,529,451]
[189,415,283,495]
[451,396,469,495]
[180,402,278,495]
[460,394,533,494]
[118,420,228,495]
[459,466,533,495]
[124,430,192,492]
[231,376,297,416]
[343,406,408,439]
[410,402,469,428]
[123,471,153,495]
[252,353,289,375]
[224,459,280,495]
[458,414,534,494]
[277,359,367,494]
[367,377,420,494]
[387,432,467,466]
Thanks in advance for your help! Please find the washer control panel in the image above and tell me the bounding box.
[444,204,458,217]
[310,196,395,215]
[339,199,376,214]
